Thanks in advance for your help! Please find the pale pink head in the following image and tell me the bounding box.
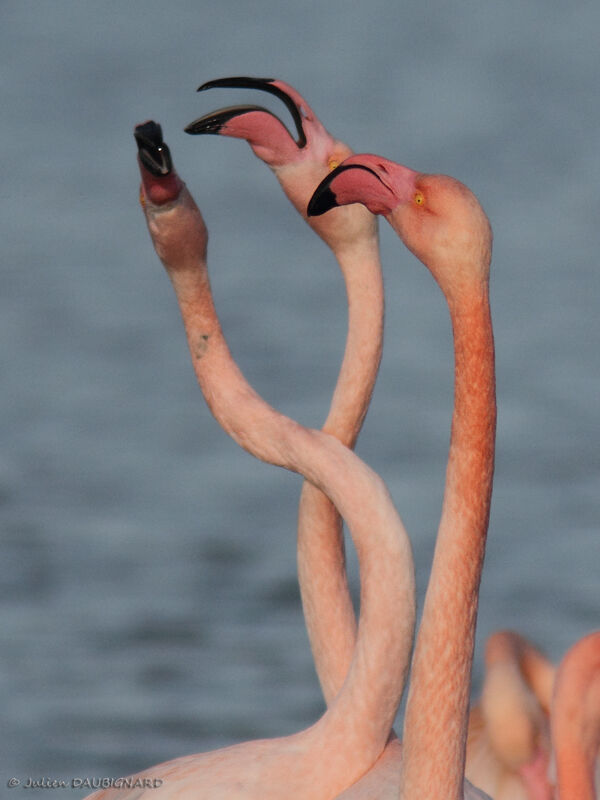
[185,77,376,252]
[134,121,208,274]
[308,153,493,300]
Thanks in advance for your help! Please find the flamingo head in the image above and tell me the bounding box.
[185,77,376,253]
[134,120,182,206]
[308,153,492,299]
[134,121,208,273]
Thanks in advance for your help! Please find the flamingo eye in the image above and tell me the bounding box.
[328,158,340,172]
[414,191,425,206]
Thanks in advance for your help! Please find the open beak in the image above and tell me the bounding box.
[134,121,173,176]
[184,76,307,148]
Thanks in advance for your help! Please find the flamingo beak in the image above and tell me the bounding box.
[184,76,307,148]
[307,164,384,217]
[184,104,281,135]
[134,121,173,177]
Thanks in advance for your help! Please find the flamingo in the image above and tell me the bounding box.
[85,122,415,800]
[551,630,600,799]
[466,630,555,800]
[308,153,497,799]
[185,76,383,705]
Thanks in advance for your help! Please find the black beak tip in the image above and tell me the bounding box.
[307,185,339,217]
[134,119,163,147]
[134,120,173,176]
[184,106,260,136]
[184,120,203,135]
[184,117,222,136]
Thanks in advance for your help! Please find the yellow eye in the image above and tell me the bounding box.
[414,191,425,206]
[328,158,340,172]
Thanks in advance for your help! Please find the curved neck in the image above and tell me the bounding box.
[297,234,385,704]
[142,185,415,793]
[400,284,496,799]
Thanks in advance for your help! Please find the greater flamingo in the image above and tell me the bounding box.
[466,630,555,800]
[185,76,383,704]
[551,630,600,799]
[308,154,497,799]
[85,122,416,800]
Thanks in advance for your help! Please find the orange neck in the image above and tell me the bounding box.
[552,633,600,800]
[555,746,596,800]
[400,284,496,799]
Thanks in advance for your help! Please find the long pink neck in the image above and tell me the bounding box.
[400,285,496,799]
[552,633,600,800]
[297,236,384,704]
[141,182,415,792]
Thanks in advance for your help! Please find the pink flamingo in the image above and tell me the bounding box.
[551,630,600,799]
[466,630,555,800]
[185,77,384,704]
[308,153,497,798]
[86,122,415,799]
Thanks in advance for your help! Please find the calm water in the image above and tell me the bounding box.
[1,1,599,794]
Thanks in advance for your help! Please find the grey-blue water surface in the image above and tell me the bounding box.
[1,1,599,795]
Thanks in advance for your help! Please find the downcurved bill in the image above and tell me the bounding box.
[185,75,307,148]
[308,156,414,217]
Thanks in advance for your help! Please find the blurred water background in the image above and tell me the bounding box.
[1,1,599,795]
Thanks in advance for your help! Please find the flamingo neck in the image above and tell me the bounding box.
[298,234,384,705]
[552,641,600,800]
[400,283,496,800]
[322,237,384,444]
[554,747,596,800]
[142,184,415,794]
